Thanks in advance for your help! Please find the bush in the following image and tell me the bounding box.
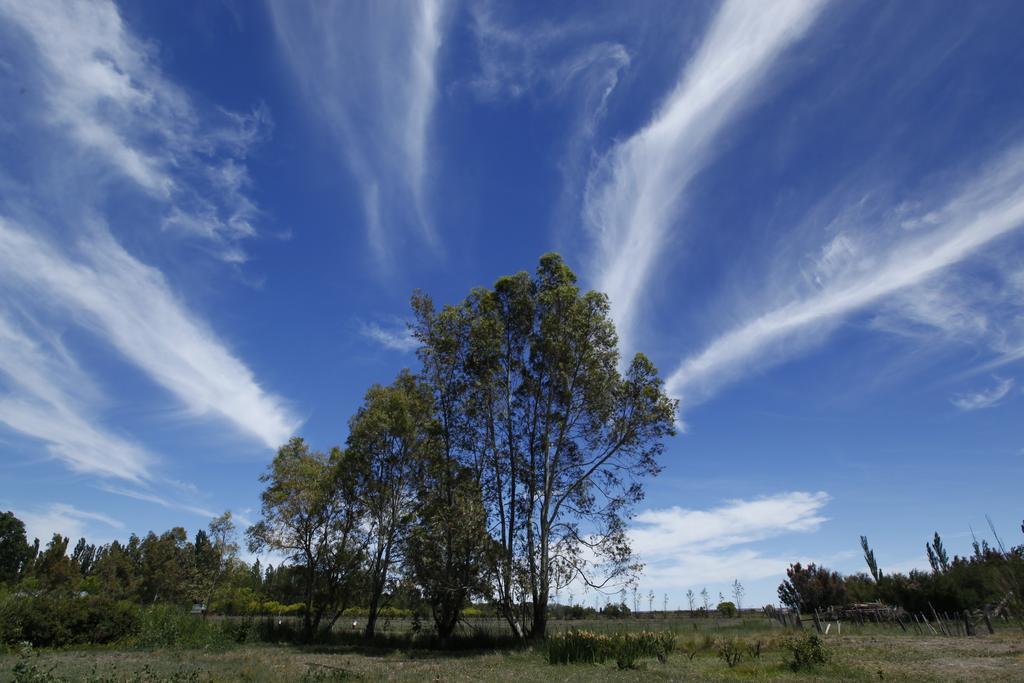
[0,594,306,651]
[547,630,674,668]
[132,605,231,649]
[0,593,139,648]
[784,632,831,672]
[601,602,631,618]
[716,601,737,618]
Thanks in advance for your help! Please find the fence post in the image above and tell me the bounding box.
[962,610,975,636]
[982,608,995,635]
[929,603,947,636]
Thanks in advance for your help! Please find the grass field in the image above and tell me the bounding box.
[2,617,1022,681]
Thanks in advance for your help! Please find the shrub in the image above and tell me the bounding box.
[716,601,737,618]
[601,602,631,618]
[132,605,230,649]
[0,594,139,648]
[784,632,831,672]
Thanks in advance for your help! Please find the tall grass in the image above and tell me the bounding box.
[546,629,675,668]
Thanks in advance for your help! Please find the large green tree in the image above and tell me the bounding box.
[412,253,676,638]
[346,370,436,638]
[247,438,364,641]
[407,459,490,640]
[34,534,75,591]
[408,297,491,639]
[193,512,239,617]
[138,528,190,604]
[0,511,33,584]
[778,563,848,612]
[89,540,139,600]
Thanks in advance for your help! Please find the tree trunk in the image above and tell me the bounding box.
[530,596,548,640]
[364,580,382,639]
[499,595,525,638]
[435,606,458,642]
[302,608,314,643]
[364,609,379,639]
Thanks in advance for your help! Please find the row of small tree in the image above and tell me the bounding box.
[681,580,745,615]
[777,526,1024,616]
[0,509,246,612]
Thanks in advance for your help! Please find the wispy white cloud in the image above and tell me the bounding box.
[630,491,829,588]
[667,145,1024,412]
[17,503,124,545]
[0,0,272,262]
[466,3,631,244]
[0,218,299,450]
[360,320,418,353]
[0,0,296,490]
[268,0,446,263]
[584,0,827,356]
[467,4,627,104]
[0,311,154,481]
[631,491,830,557]
[99,484,217,521]
[950,377,1014,411]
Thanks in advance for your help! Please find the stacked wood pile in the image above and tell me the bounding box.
[830,602,898,622]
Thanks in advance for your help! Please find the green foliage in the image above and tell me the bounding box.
[412,254,677,638]
[247,438,365,641]
[0,593,139,648]
[407,459,490,639]
[0,512,34,585]
[33,536,75,592]
[137,528,191,605]
[193,512,239,614]
[132,605,231,649]
[546,603,598,620]
[778,563,848,612]
[784,632,831,672]
[843,527,1024,614]
[128,606,300,649]
[600,602,631,618]
[546,629,674,668]
[346,371,437,638]
[716,601,737,618]
[861,535,882,582]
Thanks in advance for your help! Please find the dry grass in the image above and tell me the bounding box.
[1,624,1021,681]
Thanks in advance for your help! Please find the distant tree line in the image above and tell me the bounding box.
[0,254,677,645]
[0,509,339,615]
[777,527,1024,617]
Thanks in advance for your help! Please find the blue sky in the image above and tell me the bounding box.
[1,0,1022,608]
